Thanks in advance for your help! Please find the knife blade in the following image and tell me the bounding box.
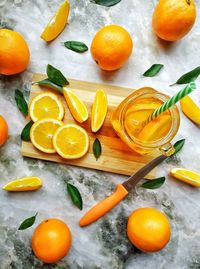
[79,154,168,227]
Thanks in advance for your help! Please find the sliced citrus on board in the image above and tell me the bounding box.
[138,115,172,142]
[30,118,63,153]
[63,87,88,123]
[40,0,70,42]
[53,124,89,159]
[3,177,42,191]
[91,89,107,133]
[29,92,64,122]
[170,168,200,187]
[180,96,200,125]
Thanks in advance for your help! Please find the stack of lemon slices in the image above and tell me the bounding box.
[29,89,107,160]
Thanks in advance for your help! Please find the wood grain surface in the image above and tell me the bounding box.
[21,73,157,177]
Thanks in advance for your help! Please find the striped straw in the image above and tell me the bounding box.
[148,82,196,122]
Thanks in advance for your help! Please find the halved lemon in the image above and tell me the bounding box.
[3,177,42,191]
[63,87,88,123]
[170,168,200,187]
[29,92,64,122]
[40,0,70,42]
[91,89,107,132]
[30,118,63,153]
[53,124,89,159]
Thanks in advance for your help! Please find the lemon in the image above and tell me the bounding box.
[41,0,70,42]
[91,89,107,133]
[180,96,200,125]
[3,177,42,191]
[30,118,63,153]
[53,124,89,159]
[170,168,200,187]
[63,87,88,123]
[138,115,172,142]
[29,92,64,122]
[126,103,160,116]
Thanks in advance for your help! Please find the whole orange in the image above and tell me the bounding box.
[32,218,72,263]
[0,115,8,146]
[91,25,133,71]
[152,0,196,42]
[0,29,30,75]
[127,208,170,252]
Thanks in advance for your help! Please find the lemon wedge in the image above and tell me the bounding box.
[91,89,107,132]
[138,115,172,142]
[30,118,63,153]
[126,103,160,116]
[29,92,64,122]
[41,0,70,42]
[180,96,200,125]
[170,168,200,187]
[63,87,88,123]
[3,177,42,191]
[53,124,89,159]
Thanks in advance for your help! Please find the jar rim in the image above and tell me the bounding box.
[120,89,180,149]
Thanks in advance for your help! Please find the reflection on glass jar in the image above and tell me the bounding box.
[110,87,180,155]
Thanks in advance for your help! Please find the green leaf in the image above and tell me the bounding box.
[172,139,185,156]
[91,0,121,7]
[21,120,34,141]
[18,213,37,230]
[141,177,165,189]
[171,66,200,85]
[67,183,83,210]
[36,79,63,94]
[15,89,28,116]
[47,64,69,87]
[143,64,164,77]
[93,138,102,160]
[64,41,88,53]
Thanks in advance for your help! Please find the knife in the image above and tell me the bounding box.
[79,154,168,227]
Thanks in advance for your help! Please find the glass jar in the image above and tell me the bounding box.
[110,87,180,155]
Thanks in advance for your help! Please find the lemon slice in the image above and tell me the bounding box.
[40,0,70,42]
[63,87,88,123]
[91,89,107,132]
[53,124,89,159]
[30,118,63,153]
[138,115,172,142]
[29,92,64,122]
[180,96,200,125]
[126,103,160,116]
[170,168,200,187]
[3,177,42,191]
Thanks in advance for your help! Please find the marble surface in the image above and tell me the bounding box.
[0,0,200,268]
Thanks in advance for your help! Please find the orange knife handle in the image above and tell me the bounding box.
[79,184,128,227]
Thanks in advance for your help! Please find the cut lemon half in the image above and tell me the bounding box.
[53,124,89,159]
[170,168,200,187]
[41,0,70,42]
[30,118,63,153]
[63,87,88,123]
[29,92,64,122]
[3,177,42,191]
[91,89,107,132]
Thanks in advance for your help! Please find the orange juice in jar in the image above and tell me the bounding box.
[110,87,180,155]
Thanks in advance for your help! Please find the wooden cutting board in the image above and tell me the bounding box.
[21,73,157,178]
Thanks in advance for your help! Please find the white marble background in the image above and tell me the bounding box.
[0,0,200,268]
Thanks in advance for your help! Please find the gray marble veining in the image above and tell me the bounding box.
[0,0,200,268]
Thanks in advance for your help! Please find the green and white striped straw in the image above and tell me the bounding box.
[148,82,196,122]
